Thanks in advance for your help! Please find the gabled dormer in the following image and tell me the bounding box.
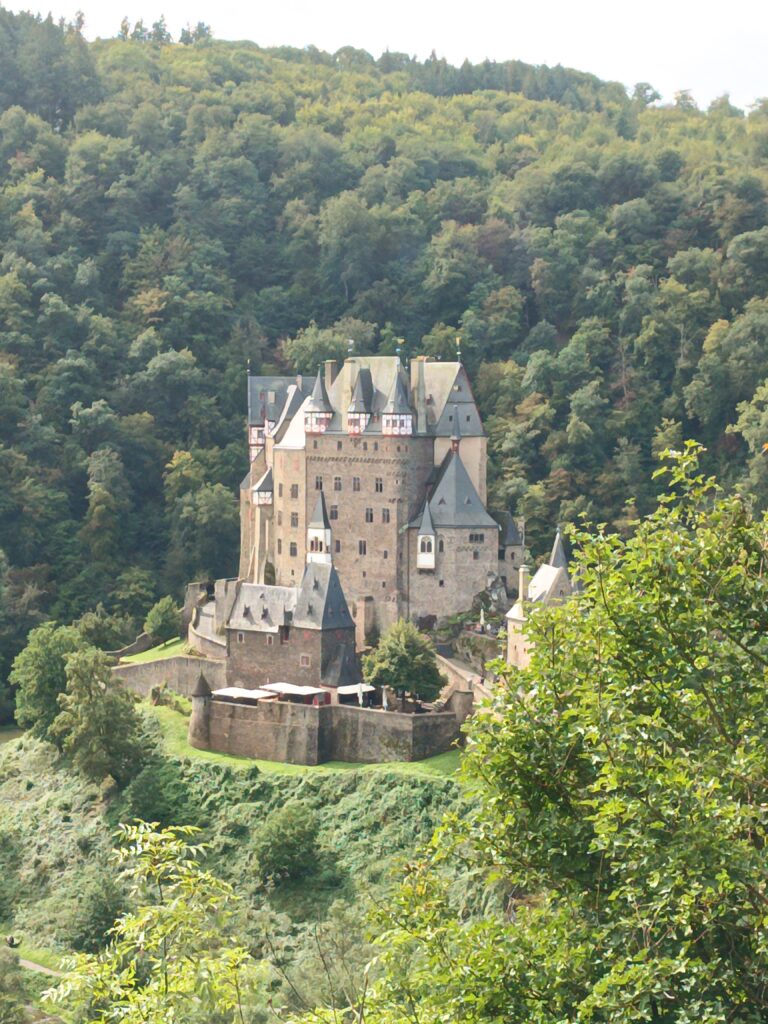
[304,369,333,435]
[416,501,436,570]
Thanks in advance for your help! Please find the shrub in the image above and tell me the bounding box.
[252,801,319,882]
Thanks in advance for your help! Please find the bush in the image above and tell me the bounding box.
[143,596,182,645]
[252,801,320,882]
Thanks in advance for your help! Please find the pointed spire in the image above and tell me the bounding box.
[192,672,211,698]
[348,372,369,413]
[548,527,568,570]
[306,367,332,413]
[418,500,435,536]
[309,490,331,530]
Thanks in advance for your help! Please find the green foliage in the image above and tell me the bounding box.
[251,801,320,882]
[0,946,25,1024]
[56,863,126,954]
[50,646,145,786]
[349,446,768,1021]
[142,595,181,644]
[363,620,445,700]
[44,822,267,1024]
[9,622,83,742]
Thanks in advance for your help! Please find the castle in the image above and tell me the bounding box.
[238,354,523,641]
[505,528,574,668]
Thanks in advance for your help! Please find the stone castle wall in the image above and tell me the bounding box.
[190,698,461,765]
[406,527,498,621]
[113,656,226,697]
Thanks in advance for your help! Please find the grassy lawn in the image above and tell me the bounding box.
[0,725,22,747]
[120,637,188,664]
[148,704,461,779]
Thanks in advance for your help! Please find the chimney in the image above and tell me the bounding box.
[324,359,339,393]
[411,356,428,434]
[518,564,529,603]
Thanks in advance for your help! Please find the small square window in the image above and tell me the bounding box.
[359,540,367,555]
[439,580,445,587]
[337,440,343,451]
[473,550,479,560]
[290,512,299,528]
[290,484,299,499]
[353,477,361,492]
[315,476,323,490]
[363,441,368,450]
[330,504,338,520]
[290,542,298,557]
[335,539,341,552]
[313,440,318,449]
[300,654,310,668]
[374,442,379,451]
[267,634,274,646]
[237,631,244,644]
[381,581,386,588]
[383,549,388,559]
[365,508,374,523]
[334,477,342,491]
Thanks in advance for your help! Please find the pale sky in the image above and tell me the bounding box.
[23,0,768,110]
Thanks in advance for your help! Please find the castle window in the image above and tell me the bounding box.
[375,477,383,493]
[419,537,433,554]
[277,539,282,554]
[267,635,274,646]
[313,440,318,449]
[439,580,445,587]
[237,632,244,644]
[290,542,298,557]
[335,539,341,553]
[278,483,283,497]
[382,508,390,523]
[337,440,343,451]
[353,477,361,492]
[365,508,374,523]
[290,512,299,528]
[469,533,485,543]
[374,442,378,451]
[330,504,338,520]
[363,442,368,450]
[359,540,367,555]
[381,581,386,588]
[383,549,388,559]
[300,654,311,667]
[466,415,471,423]
[438,538,444,553]
[280,626,290,644]
[315,476,323,490]
[473,550,479,560]
[290,484,299,500]
[277,511,283,526]
[334,477,342,491]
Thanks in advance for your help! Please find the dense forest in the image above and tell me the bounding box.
[2,6,768,695]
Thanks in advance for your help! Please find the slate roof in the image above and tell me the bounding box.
[496,512,524,546]
[192,672,212,698]
[247,375,298,426]
[348,368,373,413]
[309,491,331,530]
[228,583,298,633]
[253,467,273,493]
[293,563,355,631]
[418,500,435,536]
[413,451,498,530]
[382,370,412,415]
[305,369,332,413]
[323,642,362,687]
[549,528,569,570]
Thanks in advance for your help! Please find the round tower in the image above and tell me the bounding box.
[188,672,212,749]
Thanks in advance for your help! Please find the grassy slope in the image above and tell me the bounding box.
[120,637,189,663]
[149,703,461,778]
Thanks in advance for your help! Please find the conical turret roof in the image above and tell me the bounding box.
[348,370,371,413]
[548,527,568,570]
[192,672,211,698]
[418,500,435,536]
[305,368,332,413]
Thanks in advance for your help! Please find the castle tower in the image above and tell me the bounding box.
[304,368,333,434]
[307,491,332,565]
[189,672,212,749]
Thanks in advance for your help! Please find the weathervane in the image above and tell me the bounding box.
[455,335,462,362]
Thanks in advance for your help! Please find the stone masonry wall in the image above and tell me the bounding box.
[194,699,460,765]
[406,527,498,621]
[113,656,226,697]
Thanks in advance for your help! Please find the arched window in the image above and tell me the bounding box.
[420,537,433,554]
[438,538,444,554]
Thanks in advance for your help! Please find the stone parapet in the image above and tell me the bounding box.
[113,656,226,698]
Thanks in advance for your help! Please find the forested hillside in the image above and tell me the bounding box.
[2,7,768,692]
